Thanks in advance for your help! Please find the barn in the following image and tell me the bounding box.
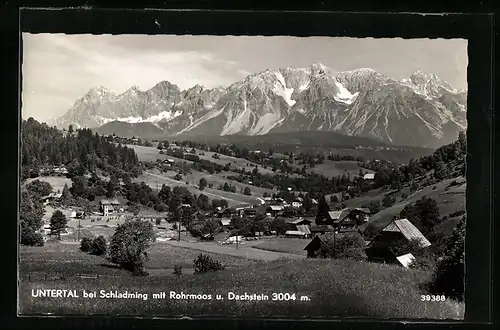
[366,218,431,264]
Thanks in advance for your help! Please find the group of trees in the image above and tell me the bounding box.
[20,179,75,246]
[20,185,46,246]
[359,132,466,190]
[21,118,141,182]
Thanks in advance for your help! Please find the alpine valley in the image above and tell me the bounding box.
[54,63,467,148]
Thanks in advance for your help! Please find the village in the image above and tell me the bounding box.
[37,177,431,269]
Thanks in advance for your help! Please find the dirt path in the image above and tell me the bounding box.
[164,240,305,261]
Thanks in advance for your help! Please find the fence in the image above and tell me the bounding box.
[24,273,123,282]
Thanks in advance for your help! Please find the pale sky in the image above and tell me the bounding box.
[21,34,468,123]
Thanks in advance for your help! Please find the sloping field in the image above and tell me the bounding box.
[357,177,466,235]
[307,160,375,178]
[129,144,193,164]
[179,169,274,197]
[138,170,260,207]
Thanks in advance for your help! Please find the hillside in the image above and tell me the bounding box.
[56,64,466,148]
[349,176,465,238]
[339,132,466,244]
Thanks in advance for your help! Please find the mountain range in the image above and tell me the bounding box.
[53,63,467,148]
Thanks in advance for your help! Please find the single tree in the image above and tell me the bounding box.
[61,183,72,200]
[108,219,155,275]
[49,210,68,240]
[316,195,330,223]
[199,177,208,190]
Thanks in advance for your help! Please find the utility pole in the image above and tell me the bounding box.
[333,229,337,259]
[76,217,81,243]
[177,207,183,242]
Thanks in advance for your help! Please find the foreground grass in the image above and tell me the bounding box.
[19,243,258,280]
[253,238,308,255]
[19,256,464,319]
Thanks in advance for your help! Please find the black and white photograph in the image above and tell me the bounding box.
[19,33,467,319]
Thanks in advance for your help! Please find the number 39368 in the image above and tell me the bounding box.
[421,295,446,301]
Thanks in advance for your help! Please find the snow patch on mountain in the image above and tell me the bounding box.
[92,110,182,126]
[334,81,359,104]
[273,72,296,106]
[298,80,311,92]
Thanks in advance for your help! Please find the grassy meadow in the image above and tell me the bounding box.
[18,247,464,319]
[252,238,309,255]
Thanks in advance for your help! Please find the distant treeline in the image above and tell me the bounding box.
[21,118,141,181]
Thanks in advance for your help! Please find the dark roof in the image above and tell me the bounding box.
[304,231,365,250]
[382,219,431,247]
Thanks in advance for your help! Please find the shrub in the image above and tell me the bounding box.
[193,253,225,273]
[382,194,396,208]
[80,236,93,252]
[154,202,168,212]
[155,218,162,226]
[432,186,437,190]
[318,234,367,260]
[20,227,44,247]
[173,264,182,276]
[90,235,107,256]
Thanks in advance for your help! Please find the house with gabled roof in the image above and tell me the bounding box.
[267,205,285,217]
[366,218,431,264]
[99,199,121,216]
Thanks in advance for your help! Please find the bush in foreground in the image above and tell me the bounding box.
[193,253,225,273]
[80,236,93,252]
[90,235,107,256]
[173,265,183,276]
[20,227,44,247]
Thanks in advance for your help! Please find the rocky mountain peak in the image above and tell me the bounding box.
[56,64,467,148]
